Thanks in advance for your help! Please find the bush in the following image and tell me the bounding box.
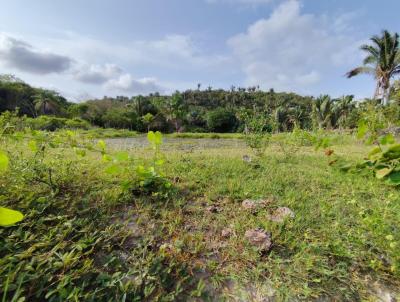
[206,108,238,133]
[26,116,90,131]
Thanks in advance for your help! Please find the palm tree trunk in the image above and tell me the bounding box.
[382,89,390,106]
[373,81,380,99]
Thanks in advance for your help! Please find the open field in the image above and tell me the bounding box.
[1,132,399,301]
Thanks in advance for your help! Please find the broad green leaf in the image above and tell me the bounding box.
[105,164,122,175]
[382,144,400,160]
[97,140,106,151]
[375,168,392,179]
[357,121,368,139]
[115,151,129,162]
[147,131,163,148]
[387,171,400,185]
[0,151,9,172]
[380,134,395,145]
[102,154,112,162]
[155,159,164,166]
[66,130,75,137]
[28,140,38,152]
[147,131,156,144]
[0,207,24,227]
[136,165,146,174]
[154,131,162,145]
[367,147,382,159]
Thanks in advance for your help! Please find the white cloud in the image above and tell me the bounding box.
[228,0,361,92]
[105,74,163,94]
[74,63,122,84]
[0,33,72,74]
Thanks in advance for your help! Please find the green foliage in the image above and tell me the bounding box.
[141,112,154,131]
[356,104,389,145]
[26,116,90,131]
[347,30,400,105]
[273,127,311,159]
[333,106,400,185]
[133,131,172,196]
[206,108,238,133]
[0,124,184,300]
[243,113,271,157]
[0,207,24,227]
[0,151,9,172]
[0,110,26,134]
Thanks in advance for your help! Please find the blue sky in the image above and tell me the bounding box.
[0,0,399,101]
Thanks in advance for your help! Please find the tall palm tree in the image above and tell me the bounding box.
[347,30,400,105]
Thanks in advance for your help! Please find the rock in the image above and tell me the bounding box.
[242,199,272,211]
[221,228,233,238]
[267,207,295,223]
[206,205,221,213]
[242,155,252,162]
[245,228,272,252]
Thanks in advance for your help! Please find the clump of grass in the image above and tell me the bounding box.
[167,132,244,139]
[61,128,138,138]
[1,129,400,301]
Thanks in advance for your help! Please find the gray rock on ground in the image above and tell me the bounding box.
[245,228,272,252]
[242,199,272,211]
[267,207,295,223]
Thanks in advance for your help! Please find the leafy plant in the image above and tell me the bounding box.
[243,113,271,157]
[333,107,400,185]
[133,131,172,196]
[0,122,24,227]
[273,127,311,160]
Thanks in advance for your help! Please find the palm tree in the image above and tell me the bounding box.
[333,95,355,129]
[33,90,63,116]
[347,30,400,105]
[313,95,334,129]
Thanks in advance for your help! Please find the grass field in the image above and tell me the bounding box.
[1,132,399,301]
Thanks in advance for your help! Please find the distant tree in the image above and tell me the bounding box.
[206,108,237,133]
[164,92,188,132]
[333,95,356,129]
[33,89,67,116]
[141,112,154,132]
[347,30,400,105]
[313,95,335,129]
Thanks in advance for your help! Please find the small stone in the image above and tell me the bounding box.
[267,207,295,223]
[221,228,233,238]
[242,155,252,162]
[242,199,271,211]
[245,228,272,252]
[206,205,221,213]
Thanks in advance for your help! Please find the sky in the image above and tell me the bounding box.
[0,0,399,101]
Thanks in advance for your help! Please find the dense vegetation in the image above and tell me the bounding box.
[1,29,400,301]
[2,76,400,135]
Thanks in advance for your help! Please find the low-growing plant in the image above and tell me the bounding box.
[243,113,271,157]
[0,120,24,227]
[273,126,311,160]
[332,106,400,185]
[132,131,172,196]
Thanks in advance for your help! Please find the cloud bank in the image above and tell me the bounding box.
[228,0,361,92]
[0,33,72,74]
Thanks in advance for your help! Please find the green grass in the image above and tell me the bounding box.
[1,131,399,301]
[59,127,138,138]
[167,132,244,139]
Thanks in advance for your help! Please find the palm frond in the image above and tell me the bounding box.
[346,66,375,78]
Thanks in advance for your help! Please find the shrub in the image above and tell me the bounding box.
[25,116,90,131]
[206,108,237,133]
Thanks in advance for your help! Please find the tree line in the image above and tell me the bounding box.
[1,29,400,133]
